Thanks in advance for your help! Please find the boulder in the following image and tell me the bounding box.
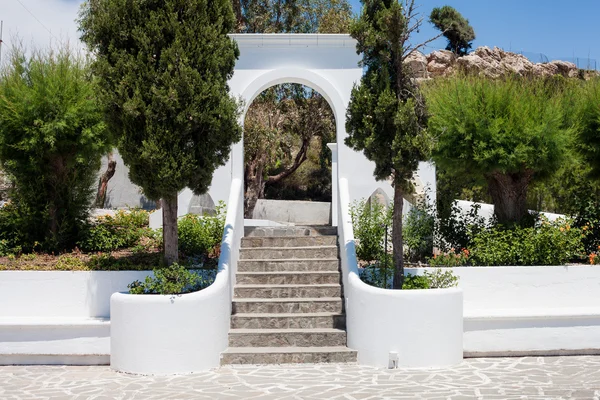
[549,60,578,78]
[426,50,456,76]
[404,51,428,79]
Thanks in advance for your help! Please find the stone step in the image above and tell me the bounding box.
[228,328,347,347]
[236,271,340,285]
[232,298,343,314]
[242,236,337,248]
[239,246,338,260]
[234,284,341,299]
[244,226,337,237]
[230,312,346,329]
[237,259,339,272]
[221,346,357,365]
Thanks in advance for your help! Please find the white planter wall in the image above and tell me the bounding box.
[0,271,152,318]
[338,179,464,368]
[110,178,244,375]
[406,266,600,356]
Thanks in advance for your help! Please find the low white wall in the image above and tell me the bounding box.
[110,178,243,375]
[251,199,331,225]
[0,271,152,318]
[338,179,463,368]
[407,266,600,356]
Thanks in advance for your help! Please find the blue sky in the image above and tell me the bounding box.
[349,0,599,65]
[3,0,599,67]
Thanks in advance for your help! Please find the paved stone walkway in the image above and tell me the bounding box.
[1,356,600,399]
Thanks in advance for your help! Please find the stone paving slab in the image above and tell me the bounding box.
[1,356,600,399]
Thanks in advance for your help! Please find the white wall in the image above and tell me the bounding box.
[111,178,244,375]
[0,271,152,318]
[338,178,464,368]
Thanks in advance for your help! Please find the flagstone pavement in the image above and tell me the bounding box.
[1,356,600,399]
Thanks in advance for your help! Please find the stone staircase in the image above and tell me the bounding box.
[221,226,357,365]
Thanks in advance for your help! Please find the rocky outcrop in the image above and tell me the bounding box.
[416,46,593,79]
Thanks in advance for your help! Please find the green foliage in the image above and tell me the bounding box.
[426,75,573,224]
[429,5,475,55]
[350,199,392,264]
[436,202,488,252]
[347,0,434,288]
[80,0,241,202]
[425,268,460,288]
[401,273,430,289]
[469,217,585,266]
[128,263,214,295]
[427,250,470,267]
[78,210,155,252]
[178,202,226,259]
[0,45,110,252]
[403,196,434,262]
[236,0,352,33]
[576,78,600,179]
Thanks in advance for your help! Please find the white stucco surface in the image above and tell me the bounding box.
[338,178,464,368]
[0,271,152,318]
[111,179,244,375]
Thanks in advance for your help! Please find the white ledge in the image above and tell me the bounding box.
[229,33,357,48]
[465,307,600,320]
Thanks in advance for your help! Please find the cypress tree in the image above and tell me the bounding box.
[345,0,437,288]
[79,0,242,265]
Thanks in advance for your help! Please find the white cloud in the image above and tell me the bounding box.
[2,0,85,53]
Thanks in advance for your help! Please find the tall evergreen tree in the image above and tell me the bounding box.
[429,5,475,56]
[345,0,439,289]
[79,0,242,265]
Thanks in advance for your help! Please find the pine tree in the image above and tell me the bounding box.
[429,5,475,56]
[345,0,439,289]
[79,0,242,265]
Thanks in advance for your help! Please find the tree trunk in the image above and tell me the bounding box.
[95,152,116,208]
[162,195,179,266]
[244,160,266,218]
[486,171,533,225]
[392,182,405,289]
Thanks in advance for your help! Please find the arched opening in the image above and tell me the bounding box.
[242,82,337,224]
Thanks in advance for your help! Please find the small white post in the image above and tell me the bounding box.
[327,143,338,227]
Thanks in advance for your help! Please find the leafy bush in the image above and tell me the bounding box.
[78,209,156,252]
[128,263,214,295]
[0,45,111,252]
[403,196,435,262]
[436,202,488,252]
[350,199,392,265]
[178,202,226,259]
[469,217,584,266]
[427,249,470,267]
[360,267,459,289]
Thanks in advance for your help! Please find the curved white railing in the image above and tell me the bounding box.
[338,178,463,368]
[110,179,244,375]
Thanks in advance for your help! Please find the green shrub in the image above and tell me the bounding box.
[0,45,111,252]
[178,202,226,258]
[403,196,435,262]
[78,209,155,252]
[469,217,584,266]
[128,263,213,295]
[360,267,459,289]
[402,273,430,289]
[436,202,488,252]
[427,250,470,267]
[350,199,392,265]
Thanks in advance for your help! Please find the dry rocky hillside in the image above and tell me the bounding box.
[407,46,600,80]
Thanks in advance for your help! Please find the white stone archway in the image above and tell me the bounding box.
[208,34,402,223]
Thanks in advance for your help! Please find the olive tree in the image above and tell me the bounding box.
[425,75,572,225]
[79,0,242,265]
